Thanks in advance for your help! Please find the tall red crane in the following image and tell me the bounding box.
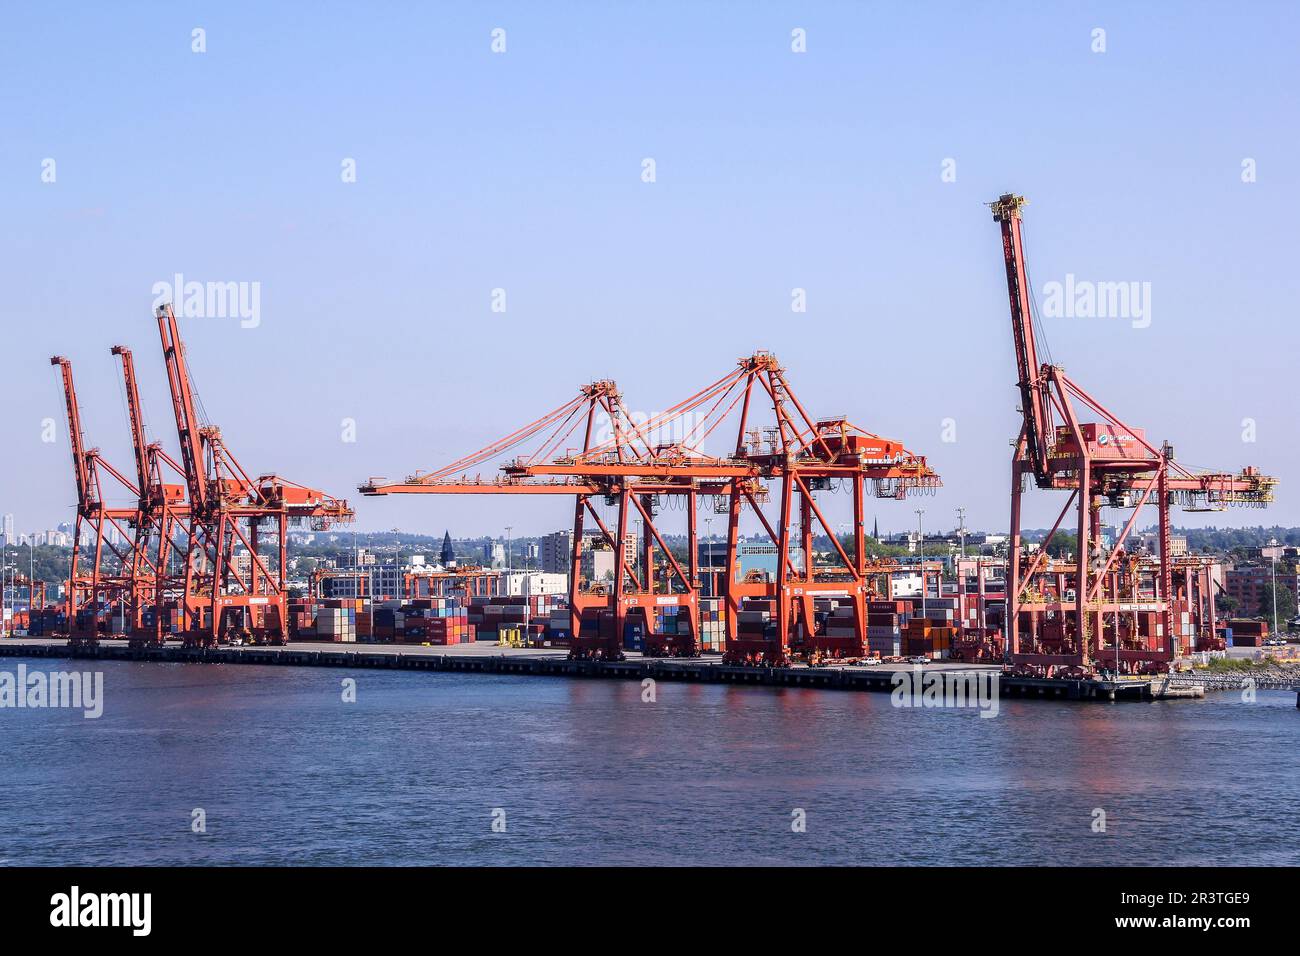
[111,344,189,645]
[155,304,354,645]
[992,194,1276,676]
[50,355,141,644]
[362,352,940,663]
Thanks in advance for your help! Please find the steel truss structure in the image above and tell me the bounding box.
[50,306,353,647]
[992,194,1276,676]
[363,351,940,663]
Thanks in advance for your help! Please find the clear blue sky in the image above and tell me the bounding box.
[2,1,1296,541]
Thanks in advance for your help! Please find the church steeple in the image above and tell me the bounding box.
[440,530,455,566]
[872,516,879,540]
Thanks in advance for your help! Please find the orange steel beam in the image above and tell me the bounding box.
[362,353,941,664]
[152,304,353,646]
[995,194,1276,676]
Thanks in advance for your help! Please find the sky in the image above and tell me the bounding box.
[2,1,1296,542]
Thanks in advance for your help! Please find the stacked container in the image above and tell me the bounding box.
[910,596,958,625]
[468,595,569,642]
[401,599,470,644]
[904,619,956,658]
[698,598,727,652]
[866,599,909,657]
[316,600,359,642]
[287,600,318,640]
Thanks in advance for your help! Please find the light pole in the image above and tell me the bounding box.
[915,509,926,622]
[353,530,361,599]
[1269,537,1279,636]
[956,507,967,559]
[391,527,401,601]
[505,526,513,573]
[635,517,643,581]
[704,517,714,597]
[3,559,16,639]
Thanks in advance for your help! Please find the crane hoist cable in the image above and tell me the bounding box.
[1021,231,1055,370]
[114,365,133,446]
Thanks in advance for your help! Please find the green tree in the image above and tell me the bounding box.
[1214,592,1239,616]
[1045,533,1078,558]
[836,535,912,559]
[1257,582,1296,625]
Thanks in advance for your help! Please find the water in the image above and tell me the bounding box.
[1,657,1297,866]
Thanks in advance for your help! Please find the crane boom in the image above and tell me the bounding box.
[993,193,1276,677]
[990,193,1053,483]
[110,345,151,503]
[157,304,208,512]
[50,356,94,512]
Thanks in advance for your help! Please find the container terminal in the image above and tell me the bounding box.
[7,196,1282,701]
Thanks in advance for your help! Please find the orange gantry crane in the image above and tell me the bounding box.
[110,344,190,645]
[991,194,1276,676]
[50,307,354,647]
[50,355,143,644]
[154,304,353,645]
[362,351,939,663]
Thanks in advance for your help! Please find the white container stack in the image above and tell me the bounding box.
[315,606,357,642]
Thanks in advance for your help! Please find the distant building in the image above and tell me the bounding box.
[690,540,784,580]
[503,571,567,597]
[1127,532,1188,557]
[1243,543,1296,562]
[230,550,255,580]
[440,531,455,566]
[887,530,964,554]
[541,530,573,574]
[325,561,407,600]
[697,540,727,571]
[739,541,779,579]
[1225,560,1300,614]
[583,547,615,584]
[339,547,376,567]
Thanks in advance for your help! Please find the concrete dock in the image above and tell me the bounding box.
[0,638,1203,703]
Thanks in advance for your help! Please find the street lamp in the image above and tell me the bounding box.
[704,517,714,597]
[634,517,643,580]
[956,507,967,559]
[505,526,513,573]
[915,509,926,622]
[391,527,401,601]
[3,559,16,639]
[1269,537,1279,636]
[353,530,361,600]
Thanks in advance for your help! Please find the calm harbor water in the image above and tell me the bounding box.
[1,657,1297,866]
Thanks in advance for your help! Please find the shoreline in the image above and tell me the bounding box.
[0,638,1211,703]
